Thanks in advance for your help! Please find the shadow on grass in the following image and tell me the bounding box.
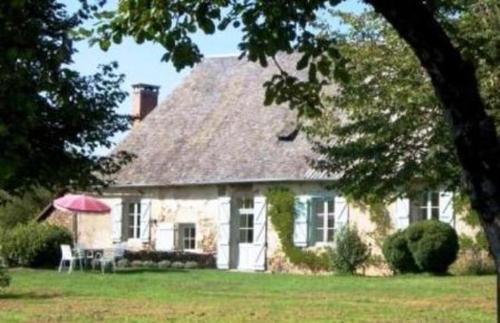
[113,268,188,274]
[0,291,62,300]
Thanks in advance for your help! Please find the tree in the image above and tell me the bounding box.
[307,6,498,202]
[0,188,53,229]
[0,0,132,201]
[93,0,500,314]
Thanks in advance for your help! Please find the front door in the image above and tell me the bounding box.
[237,198,254,270]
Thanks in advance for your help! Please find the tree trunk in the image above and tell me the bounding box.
[365,0,500,318]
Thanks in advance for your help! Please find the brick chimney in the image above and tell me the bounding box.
[131,83,160,126]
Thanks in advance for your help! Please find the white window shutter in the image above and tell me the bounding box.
[155,223,175,251]
[217,197,231,269]
[334,195,348,233]
[140,199,152,243]
[111,200,123,243]
[439,191,454,225]
[253,196,267,271]
[395,198,410,230]
[294,196,310,247]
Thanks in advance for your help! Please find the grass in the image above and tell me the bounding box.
[0,268,495,322]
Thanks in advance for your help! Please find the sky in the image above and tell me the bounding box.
[63,0,364,154]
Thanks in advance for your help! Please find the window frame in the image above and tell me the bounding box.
[178,223,196,251]
[126,201,142,240]
[313,198,335,245]
[411,191,440,223]
[238,197,254,244]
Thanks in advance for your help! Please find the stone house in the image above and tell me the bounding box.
[42,55,473,272]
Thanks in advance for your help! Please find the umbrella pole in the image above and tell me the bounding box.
[73,212,78,245]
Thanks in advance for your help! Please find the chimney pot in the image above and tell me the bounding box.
[131,83,160,126]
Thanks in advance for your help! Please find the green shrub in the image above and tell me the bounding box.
[450,250,495,275]
[185,261,198,269]
[265,187,330,271]
[382,231,420,273]
[116,258,130,268]
[0,265,10,291]
[130,260,143,268]
[405,220,459,274]
[0,222,72,268]
[330,226,370,274]
[451,235,495,275]
[171,261,185,269]
[142,260,156,268]
[158,260,171,269]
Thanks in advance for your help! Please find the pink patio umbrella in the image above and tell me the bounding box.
[53,194,110,243]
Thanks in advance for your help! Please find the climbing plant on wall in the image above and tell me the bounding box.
[265,187,330,272]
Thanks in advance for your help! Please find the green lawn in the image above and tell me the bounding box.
[0,269,495,322]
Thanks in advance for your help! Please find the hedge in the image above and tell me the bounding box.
[123,250,216,268]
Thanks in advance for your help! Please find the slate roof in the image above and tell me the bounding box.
[111,54,331,187]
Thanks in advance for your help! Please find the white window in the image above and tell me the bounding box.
[410,191,440,223]
[127,202,142,239]
[179,223,196,250]
[238,198,254,243]
[313,199,335,244]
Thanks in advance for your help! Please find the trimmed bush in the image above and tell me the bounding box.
[0,265,10,291]
[405,220,459,273]
[171,261,185,269]
[116,259,130,268]
[123,250,215,268]
[185,261,198,269]
[330,226,370,274]
[158,260,171,269]
[130,260,143,268]
[0,222,72,267]
[382,231,420,273]
[142,260,156,268]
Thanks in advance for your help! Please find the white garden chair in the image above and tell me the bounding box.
[58,244,83,273]
[97,249,117,273]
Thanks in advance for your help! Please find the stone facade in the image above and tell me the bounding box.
[43,182,475,275]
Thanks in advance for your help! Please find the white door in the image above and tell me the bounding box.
[237,197,254,270]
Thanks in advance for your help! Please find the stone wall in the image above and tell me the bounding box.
[43,183,477,275]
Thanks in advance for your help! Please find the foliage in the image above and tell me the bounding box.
[116,258,130,268]
[0,222,72,267]
[455,194,490,252]
[0,265,10,291]
[142,260,156,268]
[171,261,185,269]
[451,248,496,276]
[123,250,215,268]
[130,260,142,268]
[329,225,370,274]
[265,187,330,272]
[0,0,133,200]
[354,197,392,249]
[382,230,420,274]
[185,261,198,269]
[405,220,459,274]
[157,260,171,269]
[308,5,500,201]
[0,188,53,230]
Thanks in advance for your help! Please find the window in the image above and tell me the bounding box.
[179,223,196,250]
[238,198,254,243]
[410,191,440,223]
[127,202,141,239]
[313,199,335,243]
